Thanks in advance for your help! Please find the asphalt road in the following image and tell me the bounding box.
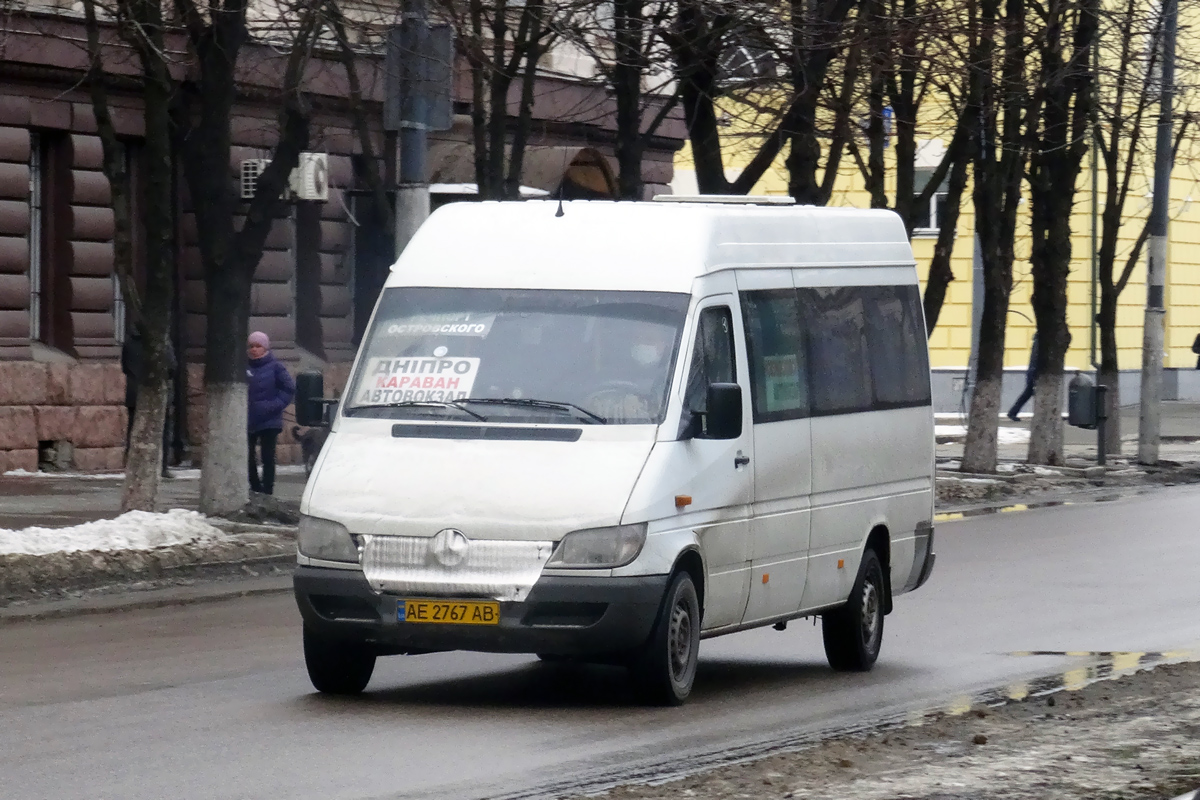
[3,486,1200,800]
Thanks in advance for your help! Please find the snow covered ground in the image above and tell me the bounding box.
[0,509,226,556]
[934,424,1031,444]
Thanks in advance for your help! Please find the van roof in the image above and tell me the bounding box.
[388,200,914,294]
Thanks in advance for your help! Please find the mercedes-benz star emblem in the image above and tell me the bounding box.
[430,529,469,567]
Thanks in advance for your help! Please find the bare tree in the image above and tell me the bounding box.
[562,0,680,199]
[1024,0,1099,465]
[170,0,328,515]
[668,0,861,200]
[434,0,565,199]
[81,0,176,511]
[961,0,1029,474]
[1091,0,1197,455]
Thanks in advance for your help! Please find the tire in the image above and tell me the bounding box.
[303,626,376,695]
[630,571,701,706]
[821,549,886,672]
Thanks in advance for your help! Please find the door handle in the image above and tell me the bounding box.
[734,452,750,468]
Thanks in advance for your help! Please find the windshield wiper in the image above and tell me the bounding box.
[351,401,488,421]
[456,397,607,424]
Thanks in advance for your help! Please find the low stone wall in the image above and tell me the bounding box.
[0,361,126,473]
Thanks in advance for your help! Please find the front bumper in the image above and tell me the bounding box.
[294,566,668,656]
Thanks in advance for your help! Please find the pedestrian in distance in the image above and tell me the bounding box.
[121,325,177,477]
[1192,332,1200,369]
[246,331,295,495]
[1007,333,1039,422]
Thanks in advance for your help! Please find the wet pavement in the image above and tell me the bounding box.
[2,485,1199,800]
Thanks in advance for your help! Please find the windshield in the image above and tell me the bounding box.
[345,288,691,425]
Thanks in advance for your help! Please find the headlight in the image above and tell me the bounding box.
[546,523,647,569]
[297,515,360,563]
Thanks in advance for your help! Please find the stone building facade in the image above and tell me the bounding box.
[0,10,684,473]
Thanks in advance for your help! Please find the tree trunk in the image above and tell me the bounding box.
[177,0,319,514]
[1026,187,1073,465]
[961,0,1018,474]
[1026,0,1097,465]
[82,0,174,511]
[612,0,646,200]
[1097,283,1122,453]
[675,0,729,194]
[962,238,1011,473]
[125,17,176,511]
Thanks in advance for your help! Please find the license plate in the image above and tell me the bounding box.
[398,599,500,625]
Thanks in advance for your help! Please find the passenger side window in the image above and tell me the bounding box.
[863,285,932,408]
[801,287,874,416]
[683,306,736,415]
[741,290,808,422]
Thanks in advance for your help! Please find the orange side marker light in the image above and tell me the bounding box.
[674,495,692,509]
[837,559,845,569]
[762,573,770,584]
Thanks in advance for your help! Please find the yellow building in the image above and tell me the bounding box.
[673,126,1200,377]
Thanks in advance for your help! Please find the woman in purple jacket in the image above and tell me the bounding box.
[246,331,296,495]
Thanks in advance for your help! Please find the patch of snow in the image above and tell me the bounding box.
[997,428,1031,444]
[0,509,226,556]
[939,460,962,470]
[996,463,1018,473]
[1033,466,1062,476]
[2,469,123,479]
[934,425,966,436]
[955,478,999,485]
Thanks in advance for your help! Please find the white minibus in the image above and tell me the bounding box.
[293,198,936,705]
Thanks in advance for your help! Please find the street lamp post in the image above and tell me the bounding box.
[1137,0,1178,465]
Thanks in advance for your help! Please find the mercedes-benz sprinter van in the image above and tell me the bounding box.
[293,198,936,705]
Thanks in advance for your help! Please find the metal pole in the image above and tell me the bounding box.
[1096,383,1107,468]
[396,0,430,257]
[1137,0,1177,465]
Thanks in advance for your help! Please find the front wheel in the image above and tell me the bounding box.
[630,571,701,706]
[821,549,885,672]
[303,626,376,695]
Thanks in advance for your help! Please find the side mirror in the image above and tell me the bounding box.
[703,383,743,440]
[295,371,325,427]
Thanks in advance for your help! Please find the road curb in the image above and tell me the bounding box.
[1170,791,1199,800]
[0,572,294,623]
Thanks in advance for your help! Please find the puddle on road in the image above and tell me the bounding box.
[961,649,1200,712]
[520,647,1200,800]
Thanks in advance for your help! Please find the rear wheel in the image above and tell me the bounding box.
[630,571,701,706]
[303,626,376,695]
[821,549,885,672]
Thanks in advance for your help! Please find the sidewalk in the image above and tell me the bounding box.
[936,401,1200,464]
[0,467,307,530]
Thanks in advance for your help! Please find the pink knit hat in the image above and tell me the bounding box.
[248,331,270,349]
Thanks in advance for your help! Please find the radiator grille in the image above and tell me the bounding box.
[360,534,554,602]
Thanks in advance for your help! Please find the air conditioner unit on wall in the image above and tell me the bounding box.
[239,153,328,202]
[290,153,329,202]
[240,159,271,200]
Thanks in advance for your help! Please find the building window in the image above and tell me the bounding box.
[28,133,43,341]
[741,289,808,422]
[28,131,72,351]
[683,305,736,414]
[802,287,874,416]
[912,166,949,233]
